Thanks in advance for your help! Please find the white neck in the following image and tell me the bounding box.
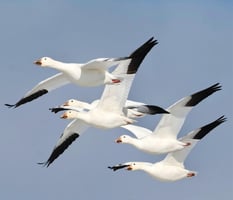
[79,101,93,110]
[46,59,79,71]
[134,162,153,172]
[72,112,91,123]
[126,137,144,150]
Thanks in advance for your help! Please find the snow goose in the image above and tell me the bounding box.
[5,41,149,108]
[109,116,226,182]
[53,37,157,129]
[116,83,221,154]
[50,98,169,118]
[38,37,158,167]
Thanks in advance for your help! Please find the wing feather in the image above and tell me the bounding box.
[5,73,69,108]
[38,120,89,167]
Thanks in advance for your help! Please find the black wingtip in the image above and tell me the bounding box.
[108,166,114,170]
[49,107,69,114]
[185,83,222,107]
[108,166,119,171]
[212,115,227,126]
[6,89,49,109]
[37,162,49,168]
[206,82,222,94]
[145,37,158,45]
[39,133,80,167]
[133,105,169,115]
[193,115,227,140]
[4,103,16,108]
[108,164,130,171]
[127,36,158,74]
[144,105,170,115]
[216,115,227,123]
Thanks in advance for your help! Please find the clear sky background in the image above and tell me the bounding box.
[0,1,232,199]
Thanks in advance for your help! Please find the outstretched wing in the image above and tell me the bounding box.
[162,115,226,167]
[152,83,221,139]
[5,73,69,108]
[82,57,130,70]
[38,119,89,167]
[121,124,152,139]
[96,37,158,113]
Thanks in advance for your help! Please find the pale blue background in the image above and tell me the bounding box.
[0,1,232,199]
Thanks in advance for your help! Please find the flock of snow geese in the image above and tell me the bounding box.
[6,37,226,182]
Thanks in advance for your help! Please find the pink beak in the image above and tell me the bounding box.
[34,59,42,65]
[63,101,69,106]
[60,113,68,119]
[115,138,122,143]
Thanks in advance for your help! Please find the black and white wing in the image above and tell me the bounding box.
[38,119,89,167]
[162,116,226,167]
[96,37,158,113]
[152,83,221,139]
[5,73,69,108]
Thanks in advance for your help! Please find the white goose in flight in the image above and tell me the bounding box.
[109,116,226,182]
[115,83,221,154]
[38,37,158,167]
[50,98,169,118]
[5,46,138,108]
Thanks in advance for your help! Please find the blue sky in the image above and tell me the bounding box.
[0,1,232,199]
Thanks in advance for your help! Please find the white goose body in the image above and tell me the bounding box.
[62,110,134,129]
[5,55,128,108]
[117,83,222,154]
[36,57,122,87]
[45,58,120,86]
[89,109,134,129]
[50,98,168,118]
[109,116,226,182]
[122,136,185,154]
[39,37,158,167]
[128,161,193,182]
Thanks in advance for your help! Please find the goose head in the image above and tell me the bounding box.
[126,162,139,171]
[63,99,78,106]
[60,110,79,119]
[115,135,133,144]
[34,57,54,67]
